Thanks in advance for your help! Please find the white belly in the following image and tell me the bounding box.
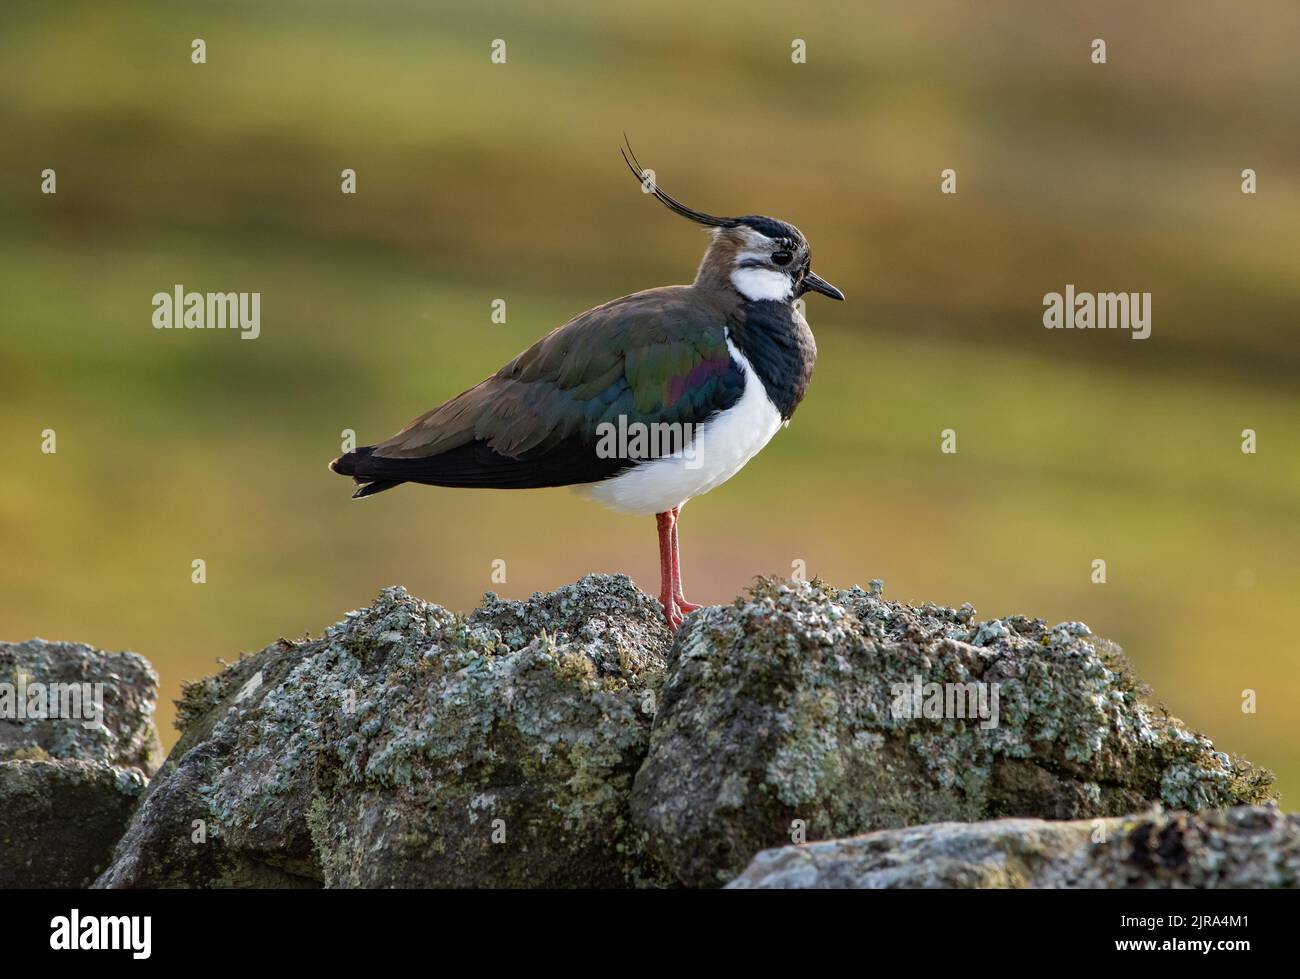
[583,339,783,516]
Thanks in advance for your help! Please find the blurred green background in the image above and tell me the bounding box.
[1,1,1297,802]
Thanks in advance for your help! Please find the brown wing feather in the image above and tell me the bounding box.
[371,285,719,460]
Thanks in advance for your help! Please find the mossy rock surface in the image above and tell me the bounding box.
[98,575,672,888]
[89,574,1272,889]
[632,578,1273,887]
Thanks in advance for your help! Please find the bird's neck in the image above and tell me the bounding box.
[693,235,741,293]
[726,299,817,422]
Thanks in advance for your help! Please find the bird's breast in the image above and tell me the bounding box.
[583,339,782,515]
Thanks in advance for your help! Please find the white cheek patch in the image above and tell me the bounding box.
[730,267,793,302]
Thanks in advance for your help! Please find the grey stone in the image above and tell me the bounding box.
[0,760,147,887]
[728,805,1300,888]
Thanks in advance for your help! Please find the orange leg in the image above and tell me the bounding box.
[655,510,682,632]
[669,505,701,612]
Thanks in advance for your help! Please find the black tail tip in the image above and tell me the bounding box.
[351,479,399,499]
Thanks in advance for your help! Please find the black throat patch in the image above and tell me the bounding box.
[726,300,817,421]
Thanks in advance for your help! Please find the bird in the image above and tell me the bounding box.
[330,141,843,632]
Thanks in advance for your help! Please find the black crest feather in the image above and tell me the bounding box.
[621,136,737,229]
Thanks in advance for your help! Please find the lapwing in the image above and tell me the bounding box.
[330,142,844,631]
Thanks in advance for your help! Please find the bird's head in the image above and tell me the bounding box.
[622,141,844,306]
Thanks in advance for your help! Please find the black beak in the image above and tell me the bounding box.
[803,270,845,301]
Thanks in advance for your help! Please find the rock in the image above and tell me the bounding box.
[0,760,147,887]
[92,574,1276,889]
[0,639,162,774]
[98,575,673,888]
[631,578,1273,887]
[1,639,161,887]
[728,805,1300,888]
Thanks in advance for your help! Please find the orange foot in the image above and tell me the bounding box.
[659,591,684,633]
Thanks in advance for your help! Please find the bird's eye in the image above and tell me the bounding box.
[771,251,793,266]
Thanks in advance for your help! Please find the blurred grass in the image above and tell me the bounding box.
[1,0,1297,803]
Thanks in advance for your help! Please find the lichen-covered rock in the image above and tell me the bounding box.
[1,639,162,775]
[90,574,1279,889]
[97,575,673,888]
[0,639,161,887]
[728,805,1299,888]
[632,578,1273,887]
